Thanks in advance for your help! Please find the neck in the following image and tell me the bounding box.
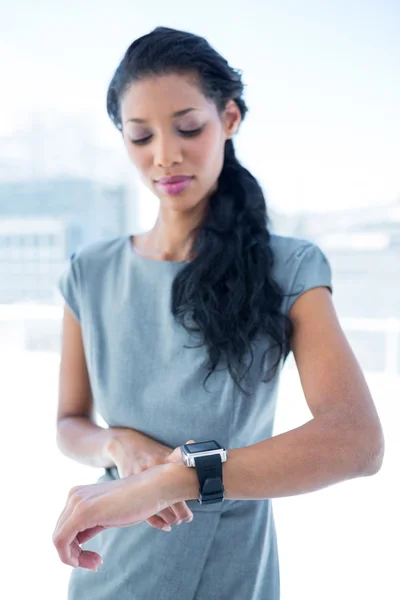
[140,203,208,261]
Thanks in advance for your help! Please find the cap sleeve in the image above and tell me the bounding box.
[57,252,81,322]
[285,243,333,315]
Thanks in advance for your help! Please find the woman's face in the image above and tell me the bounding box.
[120,73,240,212]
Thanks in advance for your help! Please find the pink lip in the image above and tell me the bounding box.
[157,176,193,184]
[155,176,193,195]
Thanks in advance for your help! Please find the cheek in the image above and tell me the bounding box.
[190,130,222,170]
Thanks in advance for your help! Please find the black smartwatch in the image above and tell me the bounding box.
[180,440,227,504]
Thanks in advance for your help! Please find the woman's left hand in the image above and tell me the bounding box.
[52,463,177,571]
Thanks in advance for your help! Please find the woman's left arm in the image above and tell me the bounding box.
[172,287,385,503]
[53,288,385,570]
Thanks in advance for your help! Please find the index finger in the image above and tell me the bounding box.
[53,504,91,567]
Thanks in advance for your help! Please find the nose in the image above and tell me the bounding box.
[153,133,182,168]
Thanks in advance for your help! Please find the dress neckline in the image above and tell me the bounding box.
[126,234,190,266]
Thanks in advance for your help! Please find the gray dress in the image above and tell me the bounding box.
[57,232,332,600]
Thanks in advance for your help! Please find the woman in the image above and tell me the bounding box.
[53,26,384,600]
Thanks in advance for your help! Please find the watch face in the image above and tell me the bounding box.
[184,440,222,454]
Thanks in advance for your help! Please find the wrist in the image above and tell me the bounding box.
[160,461,199,504]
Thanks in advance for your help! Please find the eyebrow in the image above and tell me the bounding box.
[125,108,199,124]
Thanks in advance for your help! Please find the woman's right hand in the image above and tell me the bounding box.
[104,429,195,531]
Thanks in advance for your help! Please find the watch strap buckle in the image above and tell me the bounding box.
[197,476,225,504]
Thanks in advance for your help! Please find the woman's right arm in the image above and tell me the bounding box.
[56,304,194,529]
[56,304,136,468]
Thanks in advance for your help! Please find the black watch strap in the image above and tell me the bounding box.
[194,453,224,504]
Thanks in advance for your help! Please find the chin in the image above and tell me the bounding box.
[163,196,201,211]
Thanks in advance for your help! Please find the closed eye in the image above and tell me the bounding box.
[130,127,203,145]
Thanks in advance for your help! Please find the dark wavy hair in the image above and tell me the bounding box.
[106,26,294,396]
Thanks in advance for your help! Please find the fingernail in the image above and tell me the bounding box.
[176,520,182,525]
[162,525,171,532]
[187,516,193,522]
